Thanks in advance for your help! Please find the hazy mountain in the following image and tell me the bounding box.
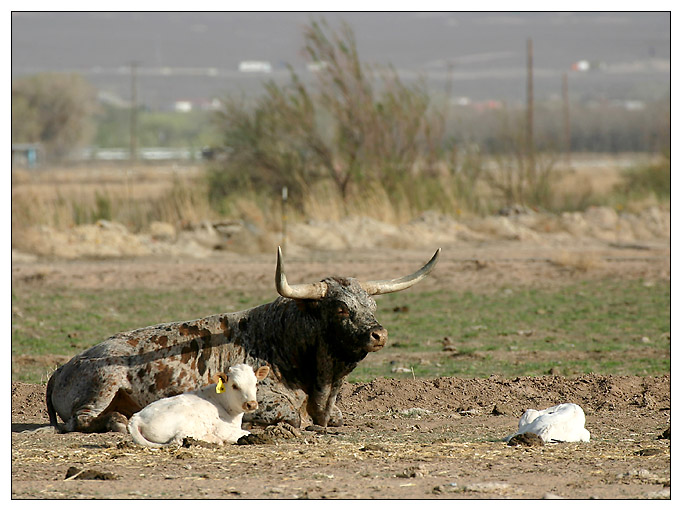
[12,12,670,109]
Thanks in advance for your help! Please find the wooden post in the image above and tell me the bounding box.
[562,72,571,167]
[129,61,138,163]
[526,38,535,183]
[281,186,288,256]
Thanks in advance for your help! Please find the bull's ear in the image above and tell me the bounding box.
[213,372,227,384]
[295,299,319,313]
[255,366,270,381]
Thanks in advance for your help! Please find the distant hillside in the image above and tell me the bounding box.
[12,12,670,109]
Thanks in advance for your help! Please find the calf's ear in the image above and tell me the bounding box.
[255,366,270,381]
[215,373,227,394]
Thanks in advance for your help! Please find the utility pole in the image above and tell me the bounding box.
[526,37,535,182]
[126,61,139,215]
[281,186,288,256]
[562,72,571,167]
[129,61,138,162]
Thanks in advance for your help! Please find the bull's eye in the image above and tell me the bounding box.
[337,305,350,317]
[232,384,239,390]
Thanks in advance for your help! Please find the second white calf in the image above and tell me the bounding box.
[506,403,590,443]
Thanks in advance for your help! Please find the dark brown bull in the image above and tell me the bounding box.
[46,248,440,433]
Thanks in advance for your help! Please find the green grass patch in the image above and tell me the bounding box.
[11,279,669,383]
[11,287,272,359]
[377,279,669,351]
[352,278,670,381]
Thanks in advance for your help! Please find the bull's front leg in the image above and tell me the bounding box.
[307,378,344,427]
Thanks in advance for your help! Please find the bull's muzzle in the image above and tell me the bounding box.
[243,400,258,412]
[367,326,388,352]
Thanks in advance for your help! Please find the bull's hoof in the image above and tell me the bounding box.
[327,415,343,427]
[327,405,343,427]
[105,412,129,433]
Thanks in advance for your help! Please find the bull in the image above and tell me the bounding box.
[46,247,440,433]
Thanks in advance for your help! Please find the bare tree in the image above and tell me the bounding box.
[209,18,447,205]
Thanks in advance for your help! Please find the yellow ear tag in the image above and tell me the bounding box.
[216,378,225,394]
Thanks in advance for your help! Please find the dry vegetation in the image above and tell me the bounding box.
[11,164,211,230]
[11,152,669,258]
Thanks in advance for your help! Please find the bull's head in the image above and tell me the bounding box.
[274,248,440,361]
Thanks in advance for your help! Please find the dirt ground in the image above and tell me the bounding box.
[10,216,671,500]
[10,374,671,500]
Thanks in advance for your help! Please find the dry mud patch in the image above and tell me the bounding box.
[10,240,670,295]
[12,375,670,500]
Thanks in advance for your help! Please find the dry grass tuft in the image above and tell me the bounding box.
[12,164,210,233]
[551,250,603,272]
[302,180,414,225]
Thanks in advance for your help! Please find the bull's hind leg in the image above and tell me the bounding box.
[65,410,128,433]
[65,388,142,433]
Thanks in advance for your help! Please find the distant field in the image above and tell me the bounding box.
[11,278,670,384]
[10,152,659,240]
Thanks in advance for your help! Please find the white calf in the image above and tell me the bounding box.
[506,403,590,443]
[128,364,269,447]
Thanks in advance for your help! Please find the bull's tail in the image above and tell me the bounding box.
[127,416,168,448]
[45,368,60,428]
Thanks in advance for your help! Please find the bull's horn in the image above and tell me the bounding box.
[275,246,328,300]
[361,248,441,296]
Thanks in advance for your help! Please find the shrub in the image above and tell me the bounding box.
[12,73,98,161]
[617,158,670,200]
[208,18,452,214]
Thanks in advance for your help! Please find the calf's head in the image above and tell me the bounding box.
[214,364,270,413]
[275,247,440,361]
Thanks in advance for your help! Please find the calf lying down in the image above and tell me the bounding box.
[128,364,269,447]
[505,403,591,443]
